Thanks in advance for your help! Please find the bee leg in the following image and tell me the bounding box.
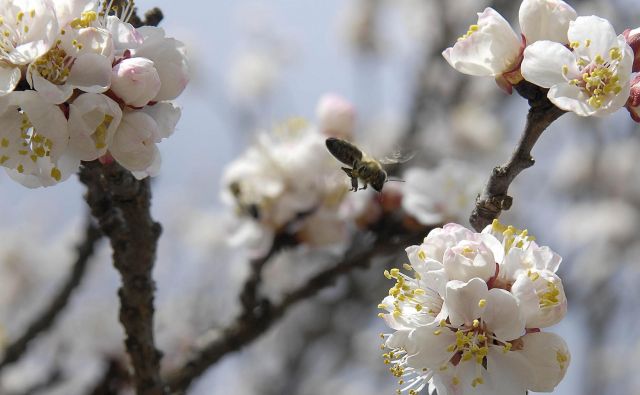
[341,167,358,191]
[359,183,368,190]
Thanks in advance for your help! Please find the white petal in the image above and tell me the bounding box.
[0,65,20,95]
[405,325,456,369]
[485,348,531,395]
[548,83,594,116]
[445,278,488,327]
[517,332,570,391]
[521,41,577,88]
[140,102,181,141]
[569,16,617,59]
[28,67,73,104]
[519,0,576,44]
[110,111,160,171]
[481,289,524,341]
[67,53,112,93]
[132,151,162,179]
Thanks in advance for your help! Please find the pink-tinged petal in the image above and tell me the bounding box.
[405,325,456,369]
[519,0,576,44]
[0,65,20,95]
[482,288,524,341]
[569,16,617,59]
[478,233,504,264]
[517,332,570,392]
[443,8,521,77]
[445,278,488,327]
[68,53,112,93]
[521,41,577,88]
[548,83,595,116]
[511,270,567,328]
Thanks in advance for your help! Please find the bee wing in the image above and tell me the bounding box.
[326,137,363,165]
[379,149,416,165]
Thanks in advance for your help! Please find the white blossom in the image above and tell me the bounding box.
[519,0,577,44]
[27,9,117,104]
[315,94,356,139]
[402,160,483,226]
[521,16,633,116]
[0,91,71,186]
[379,221,569,394]
[0,0,59,95]
[68,92,122,161]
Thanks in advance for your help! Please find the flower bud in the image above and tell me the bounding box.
[316,94,356,139]
[111,57,161,107]
[443,239,497,282]
[624,28,640,72]
[626,74,640,122]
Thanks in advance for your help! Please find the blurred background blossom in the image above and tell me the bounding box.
[1,0,640,394]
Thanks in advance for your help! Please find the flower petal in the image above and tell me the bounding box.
[482,288,525,341]
[517,331,570,391]
[445,278,488,327]
[521,40,578,87]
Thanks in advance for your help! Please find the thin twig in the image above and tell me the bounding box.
[79,161,166,395]
[165,230,425,393]
[0,220,102,370]
[469,81,566,231]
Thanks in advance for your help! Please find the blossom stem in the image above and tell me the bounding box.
[164,230,426,393]
[0,218,102,371]
[469,81,566,231]
[79,161,166,395]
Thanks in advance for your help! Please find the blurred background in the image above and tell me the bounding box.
[1,0,640,394]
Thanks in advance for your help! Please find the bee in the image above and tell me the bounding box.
[325,137,413,192]
[229,181,261,219]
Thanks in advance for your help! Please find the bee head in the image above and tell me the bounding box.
[371,171,387,192]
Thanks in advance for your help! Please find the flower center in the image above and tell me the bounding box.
[563,42,624,109]
[435,314,513,389]
[381,267,443,320]
[0,9,38,59]
[32,46,73,85]
[0,112,61,180]
[99,0,136,24]
[94,114,114,149]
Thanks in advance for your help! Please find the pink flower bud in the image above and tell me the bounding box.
[316,94,356,139]
[626,74,640,122]
[624,28,640,72]
[111,57,161,107]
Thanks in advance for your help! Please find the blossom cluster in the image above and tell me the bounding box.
[379,221,569,395]
[444,0,640,121]
[221,96,361,251]
[0,0,188,187]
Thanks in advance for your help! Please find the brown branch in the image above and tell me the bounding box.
[79,161,166,395]
[469,81,566,231]
[87,357,131,395]
[164,230,425,393]
[0,219,102,370]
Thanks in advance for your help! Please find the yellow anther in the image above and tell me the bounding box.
[472,319,480,328]
[478,299,487,308]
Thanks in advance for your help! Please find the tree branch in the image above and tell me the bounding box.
[0,219,102,371]
[164,230,425,393]
[79,161,166,395]
[469,81,566,231]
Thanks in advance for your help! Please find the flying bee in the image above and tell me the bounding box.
[325,137,413,192]
[229,181,261,219]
